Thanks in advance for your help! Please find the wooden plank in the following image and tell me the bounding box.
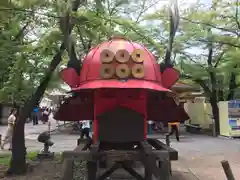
[60,159,74,180]
[77,138,92,145]
[73,144,85,152]
[138,141,166,180]
[87,144,98,180]
[62,150,169,162]
[221,160,236,180]
[147,138,178,160]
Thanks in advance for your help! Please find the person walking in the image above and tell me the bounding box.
[42,108,50,124]
[80,120,91,139]
[33,106,39,125]
[167,122,180,142]
[1,109,17,150]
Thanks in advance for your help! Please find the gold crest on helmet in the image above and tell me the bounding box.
[116,64,130,79]
[115,49,130,63]
[100,64,115,78]
[132,64,144,78]
[131,49,144,63]
[100,49,115,63]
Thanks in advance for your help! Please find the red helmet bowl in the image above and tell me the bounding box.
[75,37,170,93]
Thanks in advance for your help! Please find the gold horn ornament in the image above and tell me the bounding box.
[132,64,144,78]
[100,49,115,63]
[100,64,115,78]
[131,49,144,63]
[116,64,130,78]
[115,49,130,63]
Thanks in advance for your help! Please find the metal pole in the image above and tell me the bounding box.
[221,160,235,180]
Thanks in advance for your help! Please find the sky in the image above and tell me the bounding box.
[141,0,212,56]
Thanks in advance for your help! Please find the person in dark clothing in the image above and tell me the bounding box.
[167,122,180,142]
[33,107,39,125]
[42,108,50,124]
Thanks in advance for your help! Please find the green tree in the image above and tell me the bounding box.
[144,0,240,135]
[176,0,240,134]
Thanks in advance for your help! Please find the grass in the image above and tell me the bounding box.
[0,151,39,166]
[0,151,62,167]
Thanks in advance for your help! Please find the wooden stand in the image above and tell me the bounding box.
[60,138,178,180]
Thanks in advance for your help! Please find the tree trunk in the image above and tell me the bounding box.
[7,0,82,175]
[218,89,224,101]
[227,69,237,100]
[7,50,64,175]
[8,113,26,175]
[210,96,219,135]
[209,72,220,135]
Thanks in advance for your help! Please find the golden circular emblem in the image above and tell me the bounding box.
[100,64,115,78]
[116,64,130,78]
[132,64,144,78]
[131,49,145,63]
[100,49,115,63]
[115,49,130,63]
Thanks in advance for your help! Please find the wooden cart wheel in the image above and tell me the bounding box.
[100,64,115,79]
[115,49,130,63]
[131,64,144,78]
[131,49,145,63]
[116,64,130,78]
[100,49,115,63]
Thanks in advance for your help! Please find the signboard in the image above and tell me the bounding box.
[228,100,240,131]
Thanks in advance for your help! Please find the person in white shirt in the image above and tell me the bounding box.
[80,120,91,139]
[1,109,17,150]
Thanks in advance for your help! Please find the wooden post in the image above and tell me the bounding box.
[0,134,2,147]
[60,159,74,180]
[221,160,235,180]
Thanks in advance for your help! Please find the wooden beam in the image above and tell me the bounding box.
[221,160,235,180]
[147,138,178,160]
[62,150,169,162]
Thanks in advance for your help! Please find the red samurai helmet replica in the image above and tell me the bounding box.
[55,36,189,143]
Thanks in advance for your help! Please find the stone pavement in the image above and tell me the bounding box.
[1,120,240,179]
[24,134,240,179]
[163,135,240,180]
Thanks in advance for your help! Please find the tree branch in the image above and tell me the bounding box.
[197,38,240,48]
[12,22,30,41]
[235,0,240,30]
[179,51,206,69]
[77,26,87,52]
[206,28,213,66]
[214,51,225,68]
[227,64,238,100]
[181,74,211,94]
[182,17,240,36]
